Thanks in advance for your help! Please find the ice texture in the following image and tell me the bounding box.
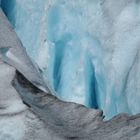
[1,7,140,139]
[1,0,140,119]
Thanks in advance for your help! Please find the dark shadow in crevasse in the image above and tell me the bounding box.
[85,53,98,109]
[1,0,16,27]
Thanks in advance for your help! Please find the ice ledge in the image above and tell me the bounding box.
[0,8,49,93]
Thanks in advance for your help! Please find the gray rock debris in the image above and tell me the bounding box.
[13,72,140,140]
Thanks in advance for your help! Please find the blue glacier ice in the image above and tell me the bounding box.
[1,0,140,119]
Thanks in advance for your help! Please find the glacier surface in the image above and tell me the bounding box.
[1,6,140,140]
[1,0,140,119]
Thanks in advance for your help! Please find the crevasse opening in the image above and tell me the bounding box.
[1,0,140,119]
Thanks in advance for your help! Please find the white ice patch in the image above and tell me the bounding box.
[0,62,27,115]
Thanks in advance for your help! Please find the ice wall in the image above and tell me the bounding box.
[1,0,140,119]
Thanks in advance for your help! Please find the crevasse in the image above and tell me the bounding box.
[1,0,140,119]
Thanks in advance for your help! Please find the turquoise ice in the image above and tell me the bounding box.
[1,0,140,119]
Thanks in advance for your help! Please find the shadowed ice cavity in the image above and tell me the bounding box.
[1,0,140,119]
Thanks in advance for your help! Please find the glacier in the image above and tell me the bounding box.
[1,0,140,119]
[1,5,140,139]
